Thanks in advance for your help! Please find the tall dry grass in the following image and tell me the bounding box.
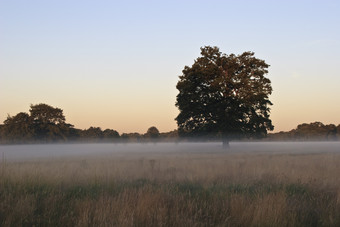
[1,149,340,226]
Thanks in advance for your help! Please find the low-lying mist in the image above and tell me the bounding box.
[1,141,340,161]
[1,141,340,226]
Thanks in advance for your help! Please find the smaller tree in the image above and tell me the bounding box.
[295,122,337,140]
[145,126,160,140]
[81,127,104,141]
[29,103,70,141]
[1,112,34,143]
[103,129,120,140]
[30,103,65,125]
[121,133,142,142]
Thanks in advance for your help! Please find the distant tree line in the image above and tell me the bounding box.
[1,104,339,144]
[267,122,340,141]
[0,103,177,144]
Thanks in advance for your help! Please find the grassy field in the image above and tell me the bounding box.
[1,148,340,226]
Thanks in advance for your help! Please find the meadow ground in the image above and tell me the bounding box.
[1,143,340,226]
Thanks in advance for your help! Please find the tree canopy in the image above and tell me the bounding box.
[30,103,65,125]
[0,104,74,143]
[175,46,274,145]
[145,126,160,139]
[2,112,34,142]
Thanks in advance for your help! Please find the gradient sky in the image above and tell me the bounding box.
[1,0,339,134]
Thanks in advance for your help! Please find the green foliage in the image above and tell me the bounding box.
[176,46,274,140]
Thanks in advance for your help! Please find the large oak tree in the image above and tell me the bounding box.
[175,46,274,147]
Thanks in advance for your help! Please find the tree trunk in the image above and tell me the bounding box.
[222,139,230,149]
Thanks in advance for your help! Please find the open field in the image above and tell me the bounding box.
[1,142,340,226]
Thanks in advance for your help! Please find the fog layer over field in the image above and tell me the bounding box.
[1,142,340,161]
[1,142,340,226]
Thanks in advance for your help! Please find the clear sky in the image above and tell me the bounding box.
[1,0,339,134]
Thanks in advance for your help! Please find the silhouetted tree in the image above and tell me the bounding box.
[294,122,337,140]
[145,126,160,140]
[121,133,142,142]
[30,103,65,125]
[0,104,124,143]
[160,129,179,141]
[267,122,339,141]
[0,104,75,143]
[81,127,104,141]
[29,103,71,141]
[103,129,120,140]
[325,124,337,140]
[176,46,274,148]
[1,112,34,142]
